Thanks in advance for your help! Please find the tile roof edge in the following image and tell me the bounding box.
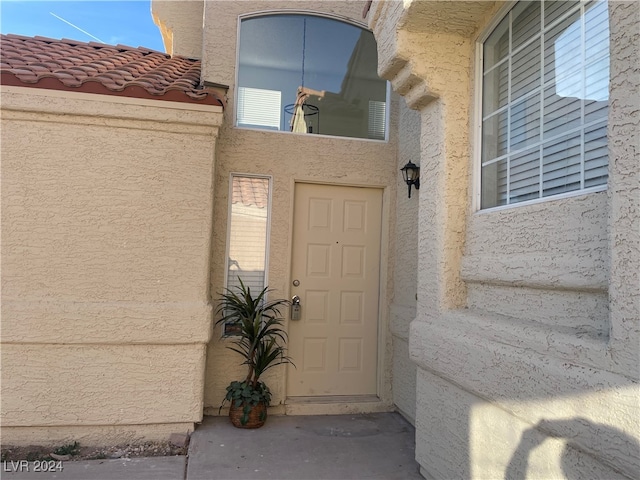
[0,34,226,107]
[1,72,226,108]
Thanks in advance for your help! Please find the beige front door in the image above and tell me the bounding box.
[287,183,382,397]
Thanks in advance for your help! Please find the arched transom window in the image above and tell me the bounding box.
[236,14,388,140]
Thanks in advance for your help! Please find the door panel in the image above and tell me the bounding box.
[288,183,382,397]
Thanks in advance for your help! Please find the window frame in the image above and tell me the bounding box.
[222,173,273,337]
[234,10,391,142]
[473,0,609,213]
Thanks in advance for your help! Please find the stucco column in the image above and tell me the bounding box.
[371,2,477,319]
[607,1,640,379]
[414,79,470,318]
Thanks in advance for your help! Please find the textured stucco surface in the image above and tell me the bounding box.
[204,114,401,412]
[464,193,609,290]
[464,194,610,339]
[5,1,634,471]
[195,0,400,414]
[390,336,415,423]
[381,26,475,312]
[411,313,639,479]
[2,344,206,426]
[371,0,640,478]
[388,97,420,424]
[151,0,204,57]
[417,369,633,480]
[466,284,608,335]
[1,87,222,445]
[607,0,640,378]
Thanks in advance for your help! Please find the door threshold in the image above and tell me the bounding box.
[285,395,393,416]
[287,395,380,404]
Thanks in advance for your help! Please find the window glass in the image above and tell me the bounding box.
[484,15,509,70]
[224,175,270,335]
[511,1,541,50]
[237,14,388,140]
[480,0,609,209]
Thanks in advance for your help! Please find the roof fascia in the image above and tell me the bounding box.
[0,85,223,114]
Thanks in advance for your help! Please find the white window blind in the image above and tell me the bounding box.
[237,87,281,130]
[368,100,386,140]
[481,0,609,209]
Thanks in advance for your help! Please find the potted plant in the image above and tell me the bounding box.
[215,278,293,428]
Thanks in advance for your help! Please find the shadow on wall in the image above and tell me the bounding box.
[505,418,640,480]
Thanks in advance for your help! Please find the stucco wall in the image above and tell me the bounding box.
[195,0,402,414]
[151,0,203,57]
[464,193,609,339]
[390,97,420,423]
[204,111,401,413]
[1,88,223,446]
[607,0,640,381]
[371,0,639,478]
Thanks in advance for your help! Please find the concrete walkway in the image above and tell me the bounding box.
[188,413,422,480]
[3,413,422,480]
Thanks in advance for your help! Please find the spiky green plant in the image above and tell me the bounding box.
[216,278,294,396]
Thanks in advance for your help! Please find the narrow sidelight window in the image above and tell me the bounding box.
[224,175,271,334]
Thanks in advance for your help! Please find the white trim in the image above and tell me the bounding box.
[506,8,513,204]
[539,1,546,200]
[0,85,223,113]
[238,9,369,29]
[384,81,391,142]
[472,41,484,212]
[234,13,242,124]
[474,183,607,215]
[580,5,587,190]
[376,184,390,401]
[474,2,515,212]
[478,1,517,43]
[287,177,387,189]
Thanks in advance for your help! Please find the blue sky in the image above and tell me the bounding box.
[1,1,165,51]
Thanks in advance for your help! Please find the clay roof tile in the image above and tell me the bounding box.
[232,177,269,208]
[8,68,39,83]
[0,33,226,107]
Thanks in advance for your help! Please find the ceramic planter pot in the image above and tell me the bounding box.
[228,401,267,429]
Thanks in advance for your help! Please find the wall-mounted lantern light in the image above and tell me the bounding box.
[400,161,420,198]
